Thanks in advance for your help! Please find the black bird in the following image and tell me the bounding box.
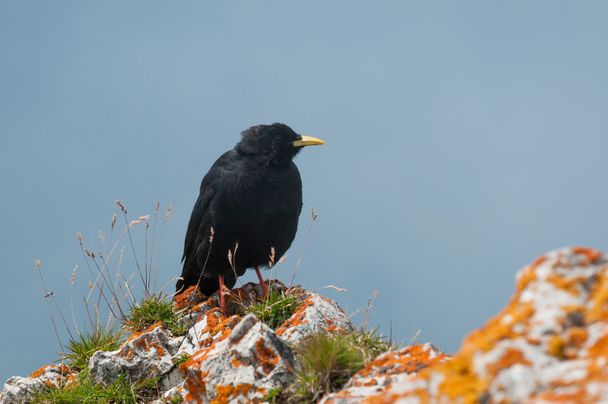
[176,123,325,312]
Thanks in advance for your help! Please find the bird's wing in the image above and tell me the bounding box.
[181,151,235,267]
[181,187,214,264]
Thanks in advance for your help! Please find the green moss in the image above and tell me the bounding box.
[125,293,188,336]
[63,328,122,371]
[247,289,298,329]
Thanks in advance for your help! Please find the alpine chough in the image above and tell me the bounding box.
[176,123,324,312]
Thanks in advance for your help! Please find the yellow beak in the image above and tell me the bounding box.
[293,135,326,147]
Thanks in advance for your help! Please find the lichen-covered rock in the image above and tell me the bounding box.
[89,323,182,385]
[174,285,207,312]
[176,308,242,358]
[0,365,73,404]
[10,248,608,403]
[178,313,297,403]
[320,343,449,403]
[370,247,608,403]
[276,292,353,344]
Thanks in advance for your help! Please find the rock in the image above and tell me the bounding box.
[176,308,241,357]
[320,343,449,403]
[152,385,185,404]
[13,248,608,403]
[366,247,608,402]
[276,292,353,344]
[0,365,73,404]
[178,313,297,403]
[89,323,182,385]
[173,285,207,312]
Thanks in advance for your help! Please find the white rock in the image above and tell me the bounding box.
[276,293,353,344]
[0,365,73,404]
[179,313,297,403]
[89,324,182,385]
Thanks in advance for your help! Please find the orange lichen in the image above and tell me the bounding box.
[231,355,242,368]
[563,327,588,358]
[255,338,279,374]
[43,380,56,388]
[127,322,162,342]
[534,388,597,403]
[174,285,205,311]
[463,302,535,353]
[515,265,537,294]
[276,295,315,336]
[356,345,448,381]
[572,247,603,264]
[134,335,166,357]
[589,272,608,322]
[191,310,240,348]
[546,274,585,297]
[531,255,547,268]
[211,384,265,404]
[183,369,208,404]
[485,347,532,377]
[362,379,378,387]
[119,347,137,361]
[428,355,487,403]
[29,364,71,379]
[547,335,566,359]
[30,365,49,379]
[587,331,608,359]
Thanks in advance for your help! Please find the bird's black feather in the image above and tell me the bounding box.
[177,123,309,296]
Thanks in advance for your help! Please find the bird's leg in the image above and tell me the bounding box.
[218,274,228,314]
[255,266,268,297]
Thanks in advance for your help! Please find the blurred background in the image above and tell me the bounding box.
[2,1,608,382]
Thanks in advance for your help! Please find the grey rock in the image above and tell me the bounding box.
[89,324,182,385]
[0,365,73,404]
[179,313,297,403]
[276,292,353,344]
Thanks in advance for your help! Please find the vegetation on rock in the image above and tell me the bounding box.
[246,288,299,330]
[124,293,188,336]
[62,328,122,372]
[31,369,159,404]
[285,329,393,402]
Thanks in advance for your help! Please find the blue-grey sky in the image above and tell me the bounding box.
[2,1,608,382]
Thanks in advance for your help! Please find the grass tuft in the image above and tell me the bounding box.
[62,328,122,371]
[286,329,394,402]
[32,369,140,404]
[347,327,394,362]
[263,386,283,403]
[124,293,188,336]
[246,289,298,330]
[291,333,366,402]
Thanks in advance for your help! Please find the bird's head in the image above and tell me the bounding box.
[236,123,325,166]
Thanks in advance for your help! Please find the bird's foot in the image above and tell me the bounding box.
[218,275,228,314]
[255,266,269,298]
